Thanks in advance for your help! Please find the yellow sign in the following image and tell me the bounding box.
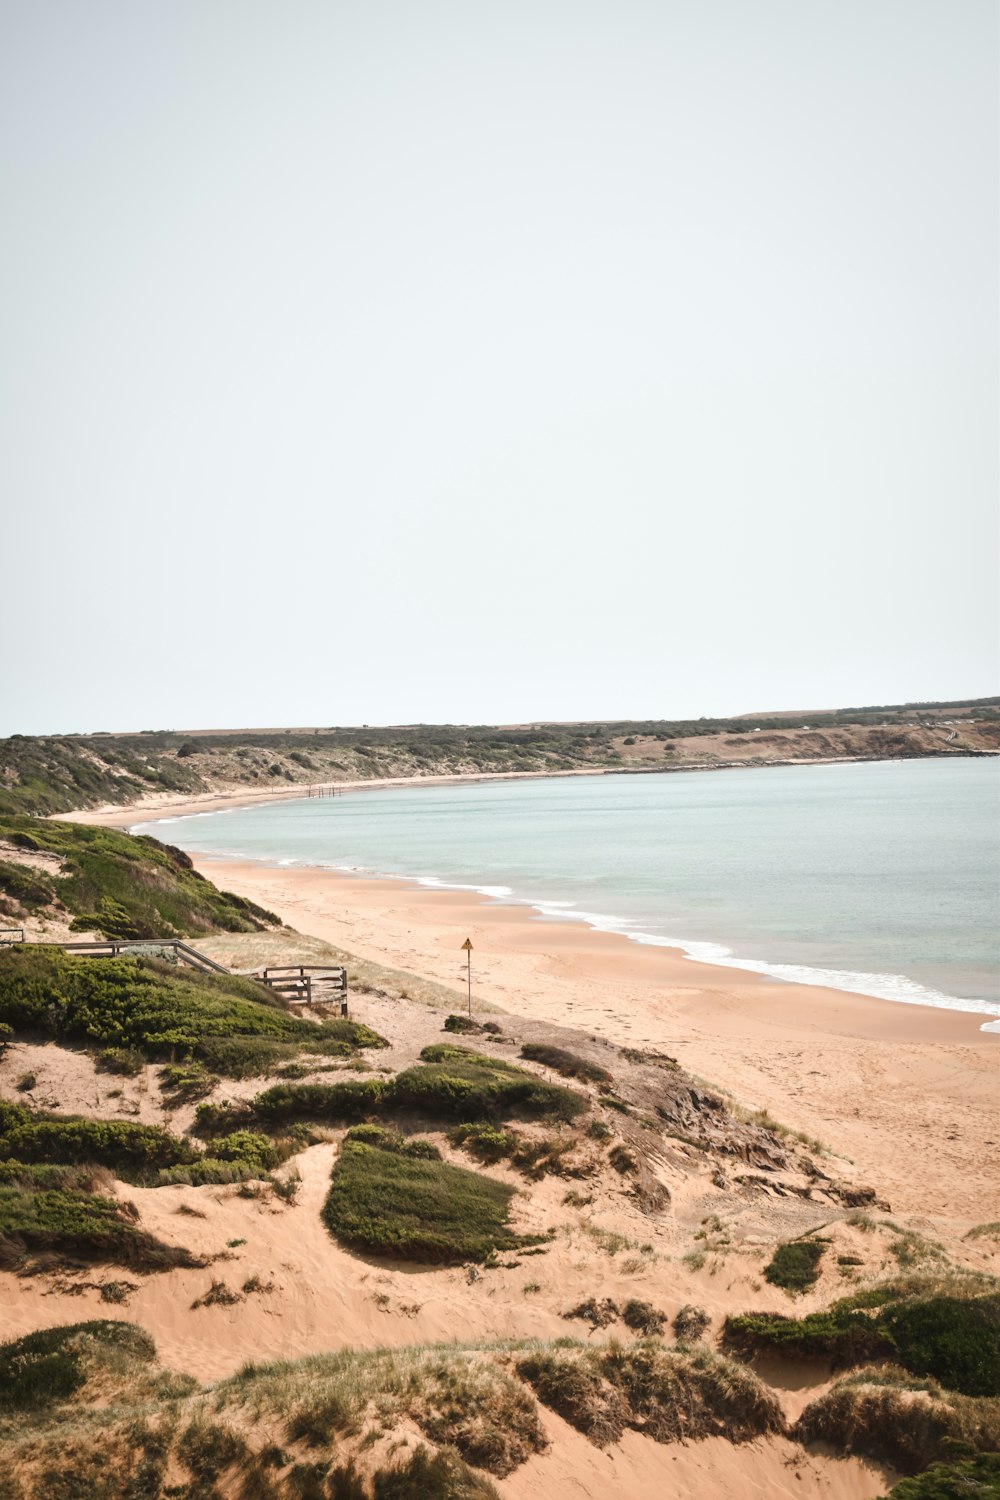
[461,938,473,951]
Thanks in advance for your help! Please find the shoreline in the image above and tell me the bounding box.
[69,771,1000,1034]
[56,749,995,831]
[183,851,998,1217]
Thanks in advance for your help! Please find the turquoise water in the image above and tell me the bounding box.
[136,757,1000,1024]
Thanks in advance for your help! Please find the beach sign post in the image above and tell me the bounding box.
[461,937,473,1016]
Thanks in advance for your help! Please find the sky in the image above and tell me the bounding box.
[1,0,997,736]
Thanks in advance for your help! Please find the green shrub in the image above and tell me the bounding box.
[444,1014,483,1035]
[0,1187,203,1270]
[156,1160,258,1188]
[0,1159,111,1192]
[195,1033,300,1077]
[212,1130,279,1173]
[725,1305,890,1364]
[0,947,386,1075]
[248,1079,389,1126]
[450,1123,516,1164]
[0,860,56,912]
[0,1097,198,1175]
[519,1043,613,1086]
[881,1452,1000,1498]
[883,1296,1000,1398]
[0,1320,155,1409]
[0,815,276,936]
[394,1046,585,1123]
[322,1127,535,1263]
[95,1046,145,1076]
[763,1239,826,1293]
[216,1048,584,1138]
[159,1062,218,1102]
[726,1291,1000,1396]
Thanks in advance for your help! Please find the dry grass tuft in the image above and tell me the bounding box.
[795,1367,1000,1475]
[517,1339,784,1448]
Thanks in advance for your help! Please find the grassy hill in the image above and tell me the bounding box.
[0,816,276,938]
[1,697,997,817]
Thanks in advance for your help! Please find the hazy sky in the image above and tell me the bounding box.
[2,1,996,736]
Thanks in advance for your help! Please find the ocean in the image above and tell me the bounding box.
[135,756,1000,1026]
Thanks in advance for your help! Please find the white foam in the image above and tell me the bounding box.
[416,875,514,899]
[511,900,1000,1021]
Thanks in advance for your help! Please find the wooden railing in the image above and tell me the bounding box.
[257,964,349,1014]
[49,939,231,974]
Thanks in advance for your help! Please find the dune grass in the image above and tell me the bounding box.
[796,1366,1000,1475]
[19,1319,989,1496]
[0,1321,157,1410]
[221,1339,548,1476]
[516,1339,784,1448]
[321,1126,538,1264]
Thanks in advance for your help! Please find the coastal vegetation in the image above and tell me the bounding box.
[518,1042,613,1085]
[881,1454,1000,1498]
[0,1322,811,1497]
[0,946,387,1075]
[0,1096,199,1174]
[796,1366,1000,1475]
[762,1237,827,1293]
[1,1309,997,1497]
[391,1044,586,1122]
[0,793,996,1496]
[1,696,996,817]
[725,1282,1000,1397]
[0,1320,159,1409]
[0,815,276,936]
[515,1339,784,1447]
[321,1125,537,1263]
[0,1184,204,1271]
[197,1044,586,1135]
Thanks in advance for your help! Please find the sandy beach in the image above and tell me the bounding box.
[178,852,998,1221]
[61,783,1000,1219]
